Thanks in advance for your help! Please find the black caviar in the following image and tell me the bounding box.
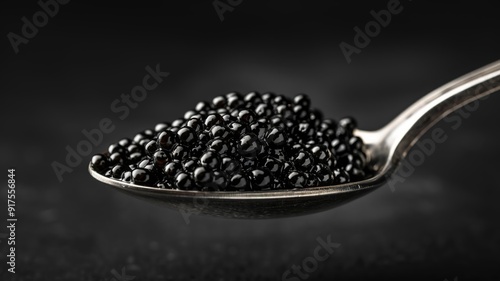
[91,92,370,191]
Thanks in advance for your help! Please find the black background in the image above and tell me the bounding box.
[1,0,499,280]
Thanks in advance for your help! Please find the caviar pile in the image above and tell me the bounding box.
[91,92,369,191]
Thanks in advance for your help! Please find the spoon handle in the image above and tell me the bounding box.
[381,60,500,163]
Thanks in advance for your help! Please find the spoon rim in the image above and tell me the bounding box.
[88,162,388,200]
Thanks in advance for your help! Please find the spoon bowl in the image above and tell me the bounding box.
[89,60,500,219]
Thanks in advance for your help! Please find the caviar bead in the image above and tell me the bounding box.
[175,172,195,190]
[250,169,272,189]
[158,130,177,150]
[293,94,311,108]
[91,154,109,173]
[164,160,183,179]
[212,96,227,109]
[154,122,169,133]
[285,171,307,188]
[153,150,170,168]
[118,138,132,147]
[131,168,152,185]
[193,166,213,187]
[186,118,204,133]
[294,151,314,171]
[171,144,189,160]
[238,134,260,157]
[210,125,231,139]
[230,173,251,191]
[266,127,286,147]
[195,101,212,112]
[222,157,242,175]
[200,150,221,170]
[145,140,158,156]
[238,109,256,124]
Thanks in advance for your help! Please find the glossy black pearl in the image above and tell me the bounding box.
[244,91,262,104]
[157,130,177,150]
[195,101,212,112]
[131,168,151,185]
[293,93,311,107]
[154,122,170,132]
[153,150,170,168]
[182,158,199,172]
[228,121,248,136]
[205,114,224,128]
[295,122,315,139]
[193,166,213,186]
[320,119,337,136]
[285,171,307,188]
[261,92,275,102]
[171,119,185,128]
[186,118,204,133]
[127,144,142,154]
[338,116,357,133]
[313,164,334,186]
[175,172,195,190]
[212,96,227,109]
[200,150,221,170]
[121,171,132,182]
[227,95,244,109]
[250,169,272,189]
[230,173,251,190]
[145,140,158,156]
[348,136,364,151]
[91,154,109,173]
[269,115,286,129]
[138,159,150,168]
[208,139,230,155]
[118,138,132,147]
[108,143,125,155]
[275,104,294,120]
[111,165,126,179]
[293,151,314,171]
[177,127,196,146]
[331,138,349,156]
[293,105,308,120]
[109,152,125,165]
[164,160,182,178]
[238,109,256,124]
[211,170,228,190]
[198,131,211,145]
[210,125,231,139]
[183,110,197,120]
[222,157,242,175]
[310,145,331,164]
[128,152,143,164]
[333,169,350,184]
[255,103,273,117]
[237,134,260,157]
[265,127,286,147]
[171,144,189,160]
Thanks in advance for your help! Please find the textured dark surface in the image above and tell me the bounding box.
[1,1,500,280]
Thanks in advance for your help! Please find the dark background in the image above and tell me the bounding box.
[1,0,499,280]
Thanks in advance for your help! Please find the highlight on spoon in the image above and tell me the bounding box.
[89,92,373,191]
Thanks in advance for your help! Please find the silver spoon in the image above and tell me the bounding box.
[89,60,500,219]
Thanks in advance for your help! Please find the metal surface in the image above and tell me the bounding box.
[89,60,500,219]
